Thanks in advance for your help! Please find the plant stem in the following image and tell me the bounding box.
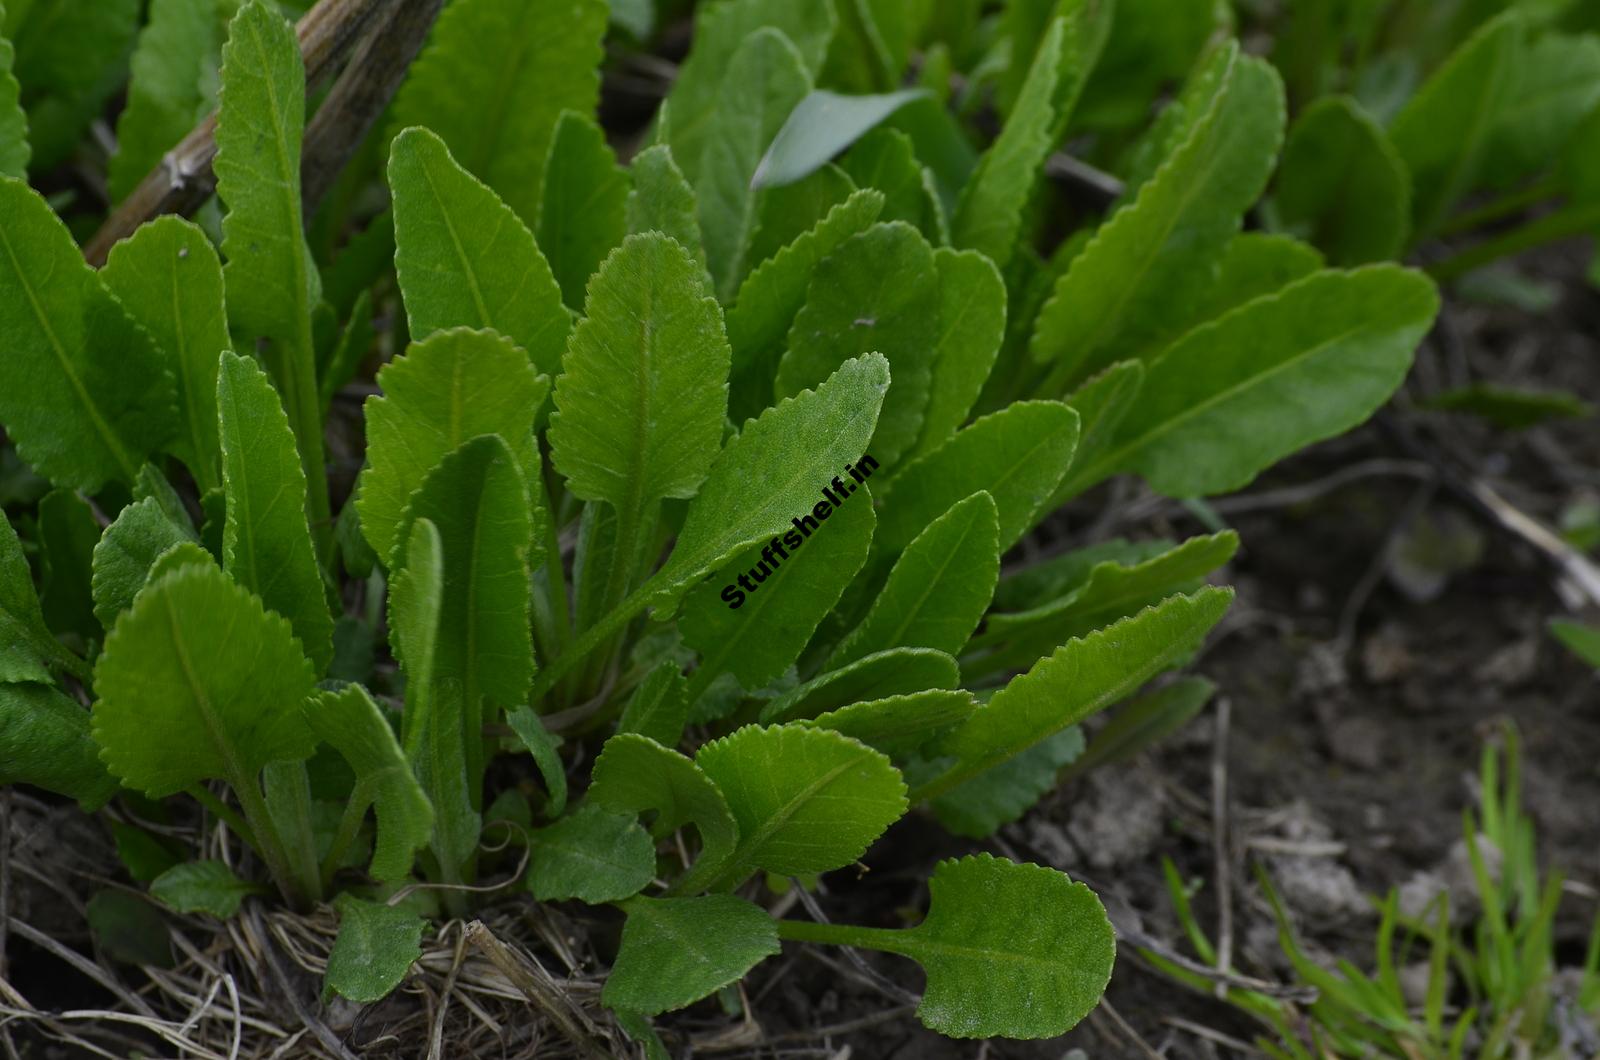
[1427,200,1600,283]
[45,640,94,685]
[228,769,310,910]
[776,918,908,954]
[1435,180,1556,237]
[262,761,325,905]
[318,785,369,888]
[187,784,259,850]
[529,578,659,708]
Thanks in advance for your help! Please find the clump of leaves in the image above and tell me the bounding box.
[0,0,1446,1046]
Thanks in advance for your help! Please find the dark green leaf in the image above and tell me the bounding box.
[603,894,779,1014]
[1275,96,1410,265]
[526,804,656,903]
[0,682,118,809]
[538,110,629,310]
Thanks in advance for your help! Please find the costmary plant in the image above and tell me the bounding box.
[0,0,1473,1046]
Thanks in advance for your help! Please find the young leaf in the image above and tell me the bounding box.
[915,588,1233,803]
[830,491,999,666]
[526,803,656,903]
[91,562,318,798]
[1190,232,1325,325]
[694,724,907,884]
[218,351,334,673]
[1030,44,1286,388]
[506,706,567,816]
[839,127,946,244]
[0,10,26,178]
[875,401,1078,557]
[90,496,198,630]
[101,217,229,492]
[648,353,890,612]
[803,689,978,757]
[215,1,325,525]
[950,18,1063,269]
[726,188,884,423]
[538,110,629,310]
[36,489,98,640]
[929,728,1085,839]
[388,126,570,379]
[1064,675,1215,779]
[589,733,739,876]
[149,860,263,918]
[1076,266,1439,497]
[1388,11,1522,239]
[390,0,607,224]
[0,682,118,809]
[603,894,780,1015]
[625,144,705,270]
[776,222,940,464]
[911,248,1007,458]
[679,484,874,691]
[1,514,74,682]
[751,88,925,188]
[744,163,857,271]
[762,647,961,724]
[1275,96,1410,266]
[617,663,692,750]
[694,27,812,299]
[0,178,174,490]
[325,894,424,1003]
[107,0,218,203]
[357,327,548,566]
[304,685,432,882]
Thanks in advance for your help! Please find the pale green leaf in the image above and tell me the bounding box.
[1079,267,1439,497]
[1275,96,1410,266]
[538,110,629,310]
[218,351,334,673]
[603,894,779,1014]
[357,326,548,565]
[752,88,924,188]
[1030,44,1286,388]
[91,562,318,797]
[680,482,874,690]
[649,353,890,612]
[625,144,705,270]
[929,727,1084,838]
[305,685,432,882]
[527,803,656,903]
[90,496,198,631]
[589,733,739,878]
[388,126,570,379]
[325,894,424,1003]
[149,860,263,918]
[762,647,960,724]
[108,0,218,203]
[695,724,907,883]
[0,178,174,489]
[831,491,998,667]
[803,689,978,757]
[618,662,692,749]
[0,682,118,809]
[390,0,607,224]
[102,217,229,492]
[777,222,939,464]
[910,249,1007,458]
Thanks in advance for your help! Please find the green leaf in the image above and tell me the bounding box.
[590,733,739,877]
[1192,233,1325,324]
[839,127,946,244]
[92,562,318,798]
[680,483,874,691]
[111,822,182,883]
[1484,32,1600,189]
[218,351,334,674]
[1275,96,1410,266]
[0,513,68,683]
[832,491,998,666]
[305,685,432,882]
[1052,361,1145,504]
[1550,620,1600,669]
[626,144,705,270]
[325,894,424,1003]
[929,727,1085,839]
[603,894,779,1014]
[820,0,918,93]
[752,88,925,188]
[12,0,138,170]
[618,663,692,750]
[0,12,28,178]
[875,401,1078,558]
[695,724,907,884]
[911,249,1007,459]
[390,0,607,225]
[726,188,884,424]
[1065,675,1214,779]
[90,497,198,630]
[551,233,730,518]
[994,537,1173,613]
[763,647,961,724]
[777,223,939,465]
[693,28,813,300]
[803,689,978,757]
[506,706,567,816]
[1079,266,1439,497]
[1389,11,1522,238]
[149,860,263,918]
[388,126,570,380]
[1030,44,1286,388]
[538,110,629,310]
[108,0,218,203]
[85,889,172,968]
[36,488,101,641]
[649,353,890,612]
[1422,384,1593,430]
[950,18,1063,269]
[358,326,548,566]
[0,682,118,809]
[317,289,373,415]
[215,0,324,516]
[916,588,1232,803]
[101,217,230,492]
[0,178,174,489]
[744,163,857,272]
[527,804,656,903]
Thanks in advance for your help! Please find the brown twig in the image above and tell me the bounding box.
[1210,696,1235,999]
[83,0,420,265]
